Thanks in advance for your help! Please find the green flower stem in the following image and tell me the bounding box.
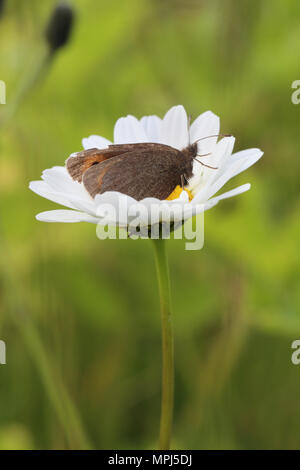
[152,238,174,450]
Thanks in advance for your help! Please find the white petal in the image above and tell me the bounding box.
[42,166,92,201]
[94,190,191,227]
[29,181,78,210]
[138,195,189,225]
[36,210,99,223]
[66,197,97,215]
[207,183,251,205]
[140,115,162,142]
[203,149,263,201]
[191,188,246,215]
[205,136,236,183]
[222,148,264,173]
[30,179,97,216]
[114,115,148,144]
[95,191,137,226]
[160,105,189,150]
[82,135,112,150]
[189,111,220,155]
[32,166,98,215]
[191,136,235,184]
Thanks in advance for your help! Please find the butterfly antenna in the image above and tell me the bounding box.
[195,158,218,170]
[188,114,192,145]
[193,133,232,144]
[196,152,211,158]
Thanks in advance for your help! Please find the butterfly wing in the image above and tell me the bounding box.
[66,143,175,183]
[66,147,127,183]
[82,148,185,200]
[107,143,175,152]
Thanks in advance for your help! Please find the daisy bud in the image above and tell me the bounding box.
[45,2,75,53]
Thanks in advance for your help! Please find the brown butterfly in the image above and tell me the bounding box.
[66,137,224,201]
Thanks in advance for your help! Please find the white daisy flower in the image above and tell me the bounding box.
[29,105,263,230]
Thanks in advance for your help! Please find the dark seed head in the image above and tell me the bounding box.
[45,2,75,52]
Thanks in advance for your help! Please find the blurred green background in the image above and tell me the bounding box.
[0,0,299,450]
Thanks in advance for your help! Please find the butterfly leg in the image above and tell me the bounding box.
[181,174,186,190]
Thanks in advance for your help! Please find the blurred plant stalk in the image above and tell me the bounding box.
[0,226,91,449]
[0,2,74,127]
[180,272,247,435]
[0,52,52,127]
[0,2,86,449]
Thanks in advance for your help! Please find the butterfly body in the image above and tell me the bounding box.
[66,142,198,200]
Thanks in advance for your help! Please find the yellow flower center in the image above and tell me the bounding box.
[166,185,193,201]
